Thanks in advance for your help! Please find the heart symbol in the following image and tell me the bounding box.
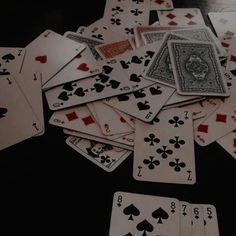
[77,63,89,71]
[137,101,150,111]
[35,55,47,64]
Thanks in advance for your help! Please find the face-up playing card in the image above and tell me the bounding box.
[168,40,230,96]
[133,108,196,184]
[109,191,180,236]
[180,201,192,236]
[202,204,220,236]
[158,8,205,27]
[0,48,25,77]
[150,0,174,11]
[66,136,132,172]
[63,128,134,151]
[145,33,188,87]
[45,57,153,111]
[0,76,43,150]
[208,11,236,37]
[226,38,236,76]
[191,204,205,236]
[21,29,86,85]
[42,34,101,90]
[104,83,175,122]
[65,31,104,60]
[95,39,134,59]
[217,129,236,159]
[102,0,150,37]
[92,101,134,135]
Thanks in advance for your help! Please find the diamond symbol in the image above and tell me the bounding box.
[166,13,176,19]
[155,0,164,4]
[185,13,194,19]
[197,124,209,133]
[187,21,197,25]
[168,21,178,26]
[66,112,78,121]
[216,114,227,123]
[82,115,95,125]
[230,55,236,63]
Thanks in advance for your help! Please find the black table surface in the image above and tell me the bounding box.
[0,0,236,235]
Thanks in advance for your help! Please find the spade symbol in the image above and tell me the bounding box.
[131,56,143,64]
[124,233,133,236]
[117,94,130,101]
[74,87,88,97]
[152,207,169,224]
[102,65,113,74]
[149,86,162,95]
[97,73,110,83]
[58,91,70,101]
[2,53,15,63]
[107,80,120,89]
[145,50,155,58]
[137,101,150,111]
[129,74,141,83]
[62,83,75,91]
[133,89,146,98]
[91,83,105,93]
[120,60,130,69]
[136,219,154,236]
[123,204,140,220]
[0,107,8,118]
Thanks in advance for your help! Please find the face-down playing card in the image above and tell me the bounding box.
[133,108,196,184]
[109,191,180,236]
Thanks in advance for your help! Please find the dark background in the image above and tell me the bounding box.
[0,0,236,235]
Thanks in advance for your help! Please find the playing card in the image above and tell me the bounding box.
[21,29,86,85]
[202,204,220,236]
[45,57,153,111]
[226,38,236,76]
[180,201,192,236]
[208,11,236,37]
[95,39,134,59]
[66,136,132,172]
[145,33,188,87]
[217,129,236,159]
[191,204,205,236]
[168,40,230,96]
[109,191,180,236]
[0,76,42,150]
[115,110,136,129]
[0,48,25,77]
[65,31,104,60]
[42,35,101,90]
[133,108,196,184]
[158,8,205,26]
[63,128,134,151]
[104,83,175,122]
[92,101,134,135]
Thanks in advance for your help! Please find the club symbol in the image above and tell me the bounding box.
[125,27,134,35]
[111,6,124,16]
[100,155,111,164]
[144,133,160,146]
[110,18,121,25]
[136,219,154,236]
[130,9,143,16]
[169,136,185,149]
[168,116,184,127]
[123,204,140,220]
[152,207,169,224]
[0,107,8,119]
[169,158,186,172]
[156,146,173,159]
[143,156,160,170]
[150,116,160,125]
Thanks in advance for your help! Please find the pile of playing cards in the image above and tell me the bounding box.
[108,191,220,236]
[1,1,236,186]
